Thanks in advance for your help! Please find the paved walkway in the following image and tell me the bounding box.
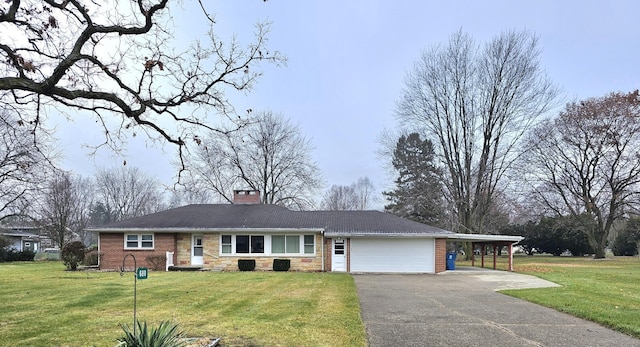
[354,268,640,347]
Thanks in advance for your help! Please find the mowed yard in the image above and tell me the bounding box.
[0,262,366,347]
[460,255,640,339]
[3,257,640,346]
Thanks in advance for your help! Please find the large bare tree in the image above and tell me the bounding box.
[525,91,640,258]
[94,166,164,221]
[184,111,322,209]
[39,171,93,247]
[0,1,284,168]
[0,108,52,221]
[353,177,376,210]
[322,185,357,211]
[396,29,559,235]
[322,177,376,211]
[167,186,217,208]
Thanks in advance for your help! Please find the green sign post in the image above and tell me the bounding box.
[136,267,148,280]
[121,254,140,336]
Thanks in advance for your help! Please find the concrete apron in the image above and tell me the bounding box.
[354,269,640,347]
[440,266,562,291]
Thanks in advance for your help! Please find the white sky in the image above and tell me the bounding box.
[56,0,640,199]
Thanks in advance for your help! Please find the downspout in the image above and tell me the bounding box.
[321,230,325,272]
[97,232,101,268]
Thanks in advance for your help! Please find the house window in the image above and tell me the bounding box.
[286,235,300,253]
[334,239,345,255]
[221,235,232,254]
[251,235,264,253]
[272,235,286,253]
[125,234,154,249]
[230,235,264,254]
[272,235,315,255]
[304,235,315,254]
[236,235,249,253]
[220,234,315,255]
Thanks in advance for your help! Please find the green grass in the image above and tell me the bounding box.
[0,262,366,347]
[459,255,640,338]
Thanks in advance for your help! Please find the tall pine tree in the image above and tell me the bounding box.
[384,133,445,226]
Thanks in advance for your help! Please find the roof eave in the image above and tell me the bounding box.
[446,234,524,243]
[325,232,454,238]
[90,227,325,234]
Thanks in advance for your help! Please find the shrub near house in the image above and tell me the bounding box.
[0,236,36,262]
[61,241,86,270]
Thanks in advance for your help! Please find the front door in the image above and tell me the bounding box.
[191,235,203,266]
[332,239,346,272]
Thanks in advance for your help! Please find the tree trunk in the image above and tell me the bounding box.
[463,243,473,261]
[589,232,607,259]
[593,245,606,259]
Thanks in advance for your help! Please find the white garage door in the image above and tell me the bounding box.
[350,238,435,273]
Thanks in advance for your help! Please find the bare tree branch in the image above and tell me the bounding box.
[183,111,322,210]
[94,166,165,221]
[0,1,285,174]
[322,177,376,211]
[0,106,53,221]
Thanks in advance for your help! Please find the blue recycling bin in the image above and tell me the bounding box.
[446,252,457,270]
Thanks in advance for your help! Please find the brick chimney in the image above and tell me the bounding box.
[233,190,261,204]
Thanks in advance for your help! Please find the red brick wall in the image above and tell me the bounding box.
[99,233,177,271]
[346,238,351,272]
[434,238,446,273]
[323,237,332,271]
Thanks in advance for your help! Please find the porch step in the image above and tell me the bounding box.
[167,266,203,271]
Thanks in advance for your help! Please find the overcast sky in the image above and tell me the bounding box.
[56,0,640,202]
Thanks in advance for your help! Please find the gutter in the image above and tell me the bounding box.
[324,232,456,238]
[89,227,326,234]
[445,234,524,243]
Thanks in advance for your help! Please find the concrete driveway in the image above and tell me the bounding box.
[354,268,640,347]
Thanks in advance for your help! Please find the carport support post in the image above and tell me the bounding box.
[508,243,514,271]
[471,242,475,267]
[493,244,497,270]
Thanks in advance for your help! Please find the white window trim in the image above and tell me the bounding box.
[124,233,155,250]
[221,235,232,254]
[219,234,316,256]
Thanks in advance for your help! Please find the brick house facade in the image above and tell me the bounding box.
[99,233,177,270]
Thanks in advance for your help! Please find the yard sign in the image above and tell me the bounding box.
[136,267,148,280]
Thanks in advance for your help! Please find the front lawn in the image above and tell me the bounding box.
[0,262,366,346]
[460,255,640,338]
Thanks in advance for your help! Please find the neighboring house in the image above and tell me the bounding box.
[0,227,42,252]
[92,190,522,273]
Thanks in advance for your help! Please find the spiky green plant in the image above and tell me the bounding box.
[116,320,186,347]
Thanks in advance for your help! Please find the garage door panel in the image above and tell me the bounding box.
[350,238,435,273]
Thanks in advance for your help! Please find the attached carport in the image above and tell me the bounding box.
[446,234,524,271]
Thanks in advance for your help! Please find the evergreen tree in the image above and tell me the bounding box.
[613,217,640,256]
[89,202,114,227]
[384,133,445,226]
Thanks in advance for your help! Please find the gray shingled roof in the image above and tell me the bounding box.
[91,204,453,237]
